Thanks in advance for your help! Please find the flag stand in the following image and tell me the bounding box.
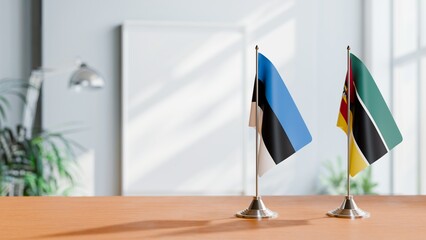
[236,45,277,219]
[236,196,277,218]
[326,46,369,219]
[327,195,369,218]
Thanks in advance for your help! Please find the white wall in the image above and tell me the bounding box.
[42,0,363,195]
[365,0,426,195]
[0,0,32,127]
[364,0,393,194]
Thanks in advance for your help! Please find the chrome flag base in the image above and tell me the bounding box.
[327,195,370,219]
[236,196,278,219]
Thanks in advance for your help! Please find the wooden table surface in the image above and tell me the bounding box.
[1,196,425,239]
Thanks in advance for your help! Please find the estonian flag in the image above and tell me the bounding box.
[337,53,402,177]
[250,53,312,176]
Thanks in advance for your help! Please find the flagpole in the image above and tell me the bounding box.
[255,45,259,198]
[346,46,351,198]
[326,46,369,219]
[236,45,277,219]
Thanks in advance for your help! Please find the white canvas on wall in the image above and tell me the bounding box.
[121,21,247,195]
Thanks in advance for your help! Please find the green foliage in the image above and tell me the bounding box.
[0,78,81,196]
[319,156,378,195]
[0,125,82,196]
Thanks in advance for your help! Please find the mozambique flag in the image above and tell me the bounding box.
[250,53,312,176]
[337,53,403,177]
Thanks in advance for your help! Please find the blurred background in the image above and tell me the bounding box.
[0,0,424,196]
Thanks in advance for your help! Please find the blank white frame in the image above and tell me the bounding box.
[121,21,248,195]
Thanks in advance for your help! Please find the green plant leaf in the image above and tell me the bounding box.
[0,105,7,122]
[319,156,378,195]
[0,122,81,196]
[24,173,38,195]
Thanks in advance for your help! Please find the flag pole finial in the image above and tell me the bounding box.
[255,45,259,50]
[347,45,351,51]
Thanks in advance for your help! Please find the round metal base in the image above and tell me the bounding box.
[236,197,278,219]
[327,195,370,219]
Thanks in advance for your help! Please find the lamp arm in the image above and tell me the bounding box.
[33,59,82,77]
[21,72,43,136]
[21,60,104,136]
[21,60,82,136]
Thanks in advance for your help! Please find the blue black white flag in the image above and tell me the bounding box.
[250,53,312,176]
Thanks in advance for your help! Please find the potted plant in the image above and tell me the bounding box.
[0,79,81,196]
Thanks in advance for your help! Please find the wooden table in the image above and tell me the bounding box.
[1,196,425,239]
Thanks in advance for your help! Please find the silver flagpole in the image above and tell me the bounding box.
[327,46,369,219]
[346,45,351,198]
[255,45,259,198]
[236,45,277,219]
